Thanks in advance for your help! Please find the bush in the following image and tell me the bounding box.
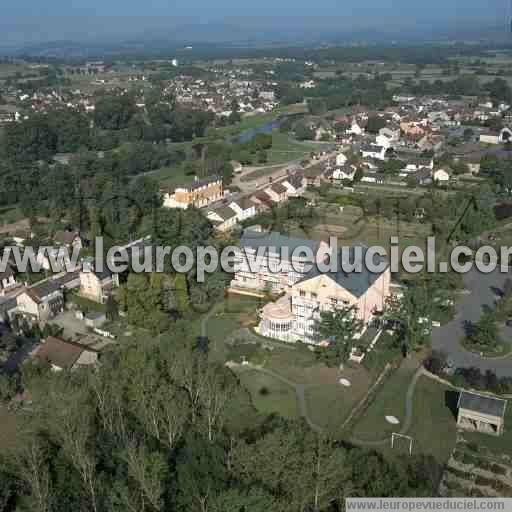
[259,387,270,396]
[491,464,507,476]
[475,475,493,487]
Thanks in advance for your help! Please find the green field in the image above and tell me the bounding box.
[237,369,299,419]
[266,132,318,165]
[305,365,374,434]
[406,376,458,464]
[351,363,418,443]
[148,165,193,189]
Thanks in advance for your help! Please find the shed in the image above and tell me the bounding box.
[457,391,507,436]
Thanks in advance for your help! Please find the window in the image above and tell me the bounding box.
[311,293,318,300]
[299,290,306,297]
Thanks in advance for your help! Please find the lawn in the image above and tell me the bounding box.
[68,292,107,313]
[405,376,458,464]
[266,132,318,165]
[236,369,299,420]
[305,364,374,435]
[350,362,418,442]
[204,294,262,363]
[0,405,21,451]
[352,367,458,464]
[147,165,194,189]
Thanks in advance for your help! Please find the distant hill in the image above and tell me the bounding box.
[8,22,512,60]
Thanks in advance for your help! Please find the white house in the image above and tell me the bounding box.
[332,165,358,182]
[207,206,238,232]
[336,153,348,167]
[0,265,18,295]
[258,247,391,344]
[480,127,512,145]
[433,168,451,183]
[264,182,289,204]
[229,197,257,222]
[347,120,364,136]
[16,281,64,323]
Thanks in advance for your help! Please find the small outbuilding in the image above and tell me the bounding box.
[84,311,107,329]
[457,391,507,436]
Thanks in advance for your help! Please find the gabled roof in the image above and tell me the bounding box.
[24,280,62,303]
[361,145,384,153]
[231,196,256,211]
[212,206,237,221]
[33,337,90,369]
[270,182,288,194]
[240,230,322,258]
[54,230,80,245]
[298,247,389,298]
[458,391,507,419]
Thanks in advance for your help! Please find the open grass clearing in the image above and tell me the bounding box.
[305,364,374,435]
[148,165,194,189]
[405,376,458,464]
[350,362,418,443]
[0,405,21,451]
[205,294,262,363]
[236,369,299,419]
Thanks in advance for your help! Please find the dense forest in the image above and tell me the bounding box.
[0,328,440,512]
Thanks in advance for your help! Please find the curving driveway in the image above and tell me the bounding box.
[431,267,512,377]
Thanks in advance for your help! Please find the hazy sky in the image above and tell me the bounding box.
[1,0,509,44]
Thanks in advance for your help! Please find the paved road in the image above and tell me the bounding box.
[431,267,512,377]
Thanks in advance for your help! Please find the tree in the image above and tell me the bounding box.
[316,305,363,365]
[228,99,241,125]
[125,273,171,333]
[463,128,474,142]
[14,437,50,512]
[210,487,276,512]
[385,284,432,356]
[294,122,315,141]
[175,273,190,316]
[94,94,137,130]
[257,150,268,164]
[366,116,386,134]
[105,294,119,321]
[467,311,500,351]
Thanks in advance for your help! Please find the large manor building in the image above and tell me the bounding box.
[230,230,391,345]
[162,175,223,209]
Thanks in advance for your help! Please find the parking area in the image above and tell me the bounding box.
[50,310,115,350]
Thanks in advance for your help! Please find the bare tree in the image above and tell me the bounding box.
[198,366,232,443]
[122,437,168,511]
[15,437,50,512]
